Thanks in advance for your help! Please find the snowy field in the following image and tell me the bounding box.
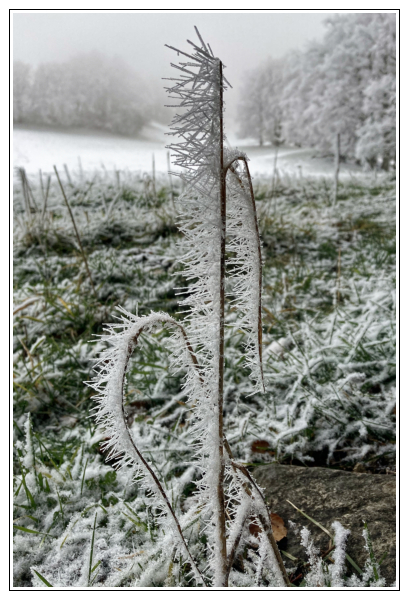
[13,123,365,179]
[13,167,395,587]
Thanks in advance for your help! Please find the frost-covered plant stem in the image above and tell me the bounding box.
[216,58,228,585]
[224,157,264,369]
[91,28,288,588]
[165,28,277,586]
[89,311,206,585]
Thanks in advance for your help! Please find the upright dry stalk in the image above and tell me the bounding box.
[54,166,97,298]
[18,167,38,214]
[333,132,341,205]
[217,59,228,583]
[272,147,279,216]
[164,28,270,586]
[167,151,175,207]
[152,153,157,200]
[39,170,51,221]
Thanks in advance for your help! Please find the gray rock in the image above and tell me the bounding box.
[252,464,396,585]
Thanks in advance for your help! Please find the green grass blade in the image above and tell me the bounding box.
[363,522,379,581]
[91,560,101,574]
[81,457,89,495]
[281,549,299,562]
[88,512,97,586]
[32,569,53,587]
[14,525,55,537]
[345,554,363,575]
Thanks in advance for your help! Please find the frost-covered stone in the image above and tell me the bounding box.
[254,464,396,585]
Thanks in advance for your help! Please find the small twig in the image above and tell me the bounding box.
[53,166,97,298]
[117,551,144,559]
[272,146,279,217]
[226,494,251,575]
[18,167,33,214]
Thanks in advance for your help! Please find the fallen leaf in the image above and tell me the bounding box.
[249,513,287,542]
[270,512,287,541]
[251,440,275,455]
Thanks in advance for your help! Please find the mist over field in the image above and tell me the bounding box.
[13,13,396,174]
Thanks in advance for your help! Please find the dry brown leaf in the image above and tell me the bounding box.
[251,440,275,455]
[270,512,287,541]
[249,513,287,542]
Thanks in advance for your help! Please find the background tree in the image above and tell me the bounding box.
[237,58,285,146]
[13,52,158,136]
[13,61,32,123]
[238,13,396,169]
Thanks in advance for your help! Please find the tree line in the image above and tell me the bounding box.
[13,52,161,137]
[238,13,396,169]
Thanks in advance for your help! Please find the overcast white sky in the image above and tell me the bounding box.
[13,11,331,126]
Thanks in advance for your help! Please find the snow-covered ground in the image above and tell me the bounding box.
[13,123,364,179]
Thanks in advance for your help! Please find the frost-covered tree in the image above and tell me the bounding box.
[14,53,155,136]
[89,28,290,588]
[238,58,285,146]
[13,61,32,123]
[238,13,396,167]
[279,13,396,161]
[30,62,70,126]
[355,74,396,169]
[301,13,395,160]
[62,53,151,135]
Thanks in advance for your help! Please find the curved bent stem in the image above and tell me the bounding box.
[224,156,265,392]
[106,315,206,586]
[225,489,251,576]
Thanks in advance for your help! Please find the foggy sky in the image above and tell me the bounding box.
[13,12,330,126]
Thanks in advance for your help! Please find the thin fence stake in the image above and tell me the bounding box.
[333,132,341,205]
[152,153,157,200]
[53,165,97,298]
